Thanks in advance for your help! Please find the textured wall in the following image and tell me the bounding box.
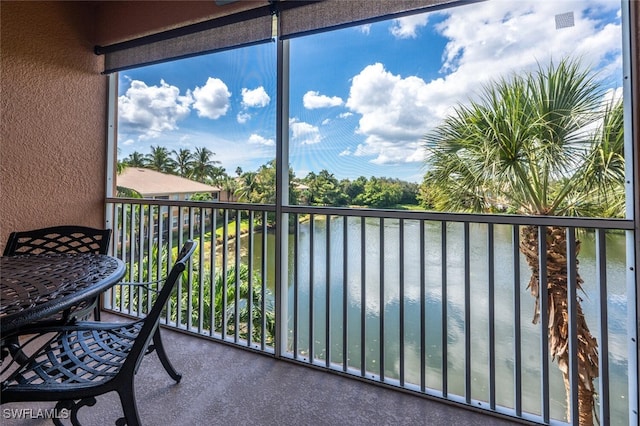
[0,1,107,249]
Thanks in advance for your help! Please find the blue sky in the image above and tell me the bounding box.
[117,0,623,183]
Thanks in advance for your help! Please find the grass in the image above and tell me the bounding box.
[213,219,251,239]
[390,204,423,210]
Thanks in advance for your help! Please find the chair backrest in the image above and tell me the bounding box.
[3,226,112,256]
[127,240,197,374]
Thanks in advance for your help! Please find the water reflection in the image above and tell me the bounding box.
[250,217,630,425]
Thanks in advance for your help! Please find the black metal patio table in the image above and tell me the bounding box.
[0,253,126,337]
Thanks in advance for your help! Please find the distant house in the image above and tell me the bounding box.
[117,167,222,236]
[117,167,221,201]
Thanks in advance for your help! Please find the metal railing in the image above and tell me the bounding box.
[105,198,637,425]
[105,198,276,351]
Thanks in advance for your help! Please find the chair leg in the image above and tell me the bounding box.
[2,336,29,365]
[117,384,141,426]
[151,329,182,382]
[54,398,96,426]
[93,294,102,321]
[93,305,101,321]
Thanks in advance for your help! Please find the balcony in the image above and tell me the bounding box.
[88,198,635,425]
[2,198,633,425]
[1,311,522,425]
[1,1,638,425]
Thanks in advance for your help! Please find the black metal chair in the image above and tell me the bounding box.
[1,241,196,426]
[1,226,113,363]
[3,225,112,322]
[2,225,184,384]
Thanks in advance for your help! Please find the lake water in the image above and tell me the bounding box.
[249,217,630,424]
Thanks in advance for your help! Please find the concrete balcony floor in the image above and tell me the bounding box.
[2,313,524,426]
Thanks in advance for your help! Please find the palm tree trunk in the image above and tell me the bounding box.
[520,225,599,425]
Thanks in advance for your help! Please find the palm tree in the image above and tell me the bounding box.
[145,146,176,174]
[116,159,126,175]
[172,148,194,178]
[116,186,143,198]
[212,264,275,344]
[123,151,146,168]
[116,152,142,197]
[177,262,275,344]
[220,176,239,202]
[191,146,222,184]
[235,171,258,203]
[580,100,625,217]
[423,58,624,425]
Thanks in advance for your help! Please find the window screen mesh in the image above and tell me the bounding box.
[99,0,462,73]
[279,0,460,39]
[100,10,273,73]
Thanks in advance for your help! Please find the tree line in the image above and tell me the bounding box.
[119,151,420,209]
[119,61,624,223]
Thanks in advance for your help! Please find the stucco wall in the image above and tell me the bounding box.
[0,1,107,249]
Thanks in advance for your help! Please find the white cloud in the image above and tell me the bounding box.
[237,86,270,123]
[436,0,621,79]
[303,91,343,109]
[430,0,623,120]
[353,140,425,165]
[290,118,322,145]
[118,79,193,140]
[345,1,622,165]
[346,63,435,164]
[338,112,353,119]
[248,133,275,146]
[237,112,251,124]
[242,86,270,108]
[390,14,429,39]
[339,149,352,156]
[580,86,624,137]
[192,77,231,120]
[358,24,371,35]
[603,86,623,105]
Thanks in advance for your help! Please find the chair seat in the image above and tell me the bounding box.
[2,321,144,397]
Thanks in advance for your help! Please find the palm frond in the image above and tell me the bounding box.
[423,57,623,218]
